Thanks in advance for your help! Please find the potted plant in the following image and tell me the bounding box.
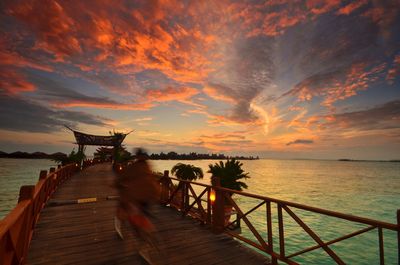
[170,163,204,208]
[208,159,249,225]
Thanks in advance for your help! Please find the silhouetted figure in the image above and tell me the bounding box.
[114,148,160,239]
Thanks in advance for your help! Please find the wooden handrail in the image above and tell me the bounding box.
[166,177,397,231]
[160,175,400,264]
[0,160,105,265]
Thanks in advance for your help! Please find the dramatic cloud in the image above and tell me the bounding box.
[0,92,112,132]
[336,0,368,15]
[0,69,36,94]
[145,86,199,103]
[285,62,387,108]
[206,36,274,125]
[0,0,399,158]
[326,100,400,131]
[387,54,400,84]
[4,0,219,83]
[7,0,82,59]
[286,139,314,146]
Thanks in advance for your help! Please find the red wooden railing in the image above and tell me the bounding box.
[159,172,400,265]
[0,163,81,265]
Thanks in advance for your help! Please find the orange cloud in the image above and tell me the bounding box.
[336,0,368,15]
[7,0,82,60]
[145,86,199,103]
[193,130,257,152]
[0,48,53,72]
[306,0,341,15]
[290,62,387,109]
[0,69,36,94]
[5,0,221,86]
[52,100,154,110]
[232,0,345,38]
[203,86,236,103]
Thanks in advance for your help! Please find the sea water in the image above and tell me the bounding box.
[152,159,400,265]
[0,159,57,218]
[1,158,399,264]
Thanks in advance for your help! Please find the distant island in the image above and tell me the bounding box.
[338,158,400,162]
[149,151,259,160]
[0,150,259,161]
[0,151,67,160]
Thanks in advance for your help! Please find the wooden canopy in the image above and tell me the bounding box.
[65,126,131,147]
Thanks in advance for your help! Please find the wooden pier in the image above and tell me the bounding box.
[26,163,270,265]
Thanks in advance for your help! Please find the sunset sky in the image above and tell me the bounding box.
[0,0,399,160]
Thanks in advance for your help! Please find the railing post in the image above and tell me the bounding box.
[278,204,285,259]
[378,227,384,265]
[49,167,57,191]
[18,185,35,202]
[211,176,224,234]
[39,170,47,180]
[206,187,212,225]
[181,181,186,215]
[267,201,277,264]
[184,182,190,212]
[160,170,170,204]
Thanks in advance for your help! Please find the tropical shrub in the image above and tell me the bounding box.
[207,159,249,191]
[171,163,204,181]
[53,149,86,166]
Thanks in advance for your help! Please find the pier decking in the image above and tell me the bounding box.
[27,163,270,265]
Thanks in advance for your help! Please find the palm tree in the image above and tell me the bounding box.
[207,159,249,191]
[53,148,86,166]
[171,163,204,181]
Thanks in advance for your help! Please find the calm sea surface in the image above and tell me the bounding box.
[1,158,399,264]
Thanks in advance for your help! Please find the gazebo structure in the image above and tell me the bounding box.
[66,126,132,162]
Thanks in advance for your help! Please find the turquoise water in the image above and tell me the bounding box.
[152,159,400,265]
[0,159,57,219]
[1,158,399,264]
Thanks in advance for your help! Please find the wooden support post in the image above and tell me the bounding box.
[267,201,277,264]
[50,167,57,181]
[181,182,186,215]
[184,183,190,212]
[39,170,47,180]
[206,187,212,225]
[278,204,285,259]
[18,185,35,202]
[378,227,384,265]
[211,176,224,234]
[160,170,170,204]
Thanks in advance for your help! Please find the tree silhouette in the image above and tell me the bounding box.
[208,159,249,191]
[171,163,204,181]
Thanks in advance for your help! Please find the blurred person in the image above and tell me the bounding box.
[114,148,160,240]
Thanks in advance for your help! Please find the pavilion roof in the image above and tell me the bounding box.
[66,126,131,146]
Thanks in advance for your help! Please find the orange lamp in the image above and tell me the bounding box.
[209,189,216,204]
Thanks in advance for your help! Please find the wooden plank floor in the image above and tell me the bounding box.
[27,163,271,265]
